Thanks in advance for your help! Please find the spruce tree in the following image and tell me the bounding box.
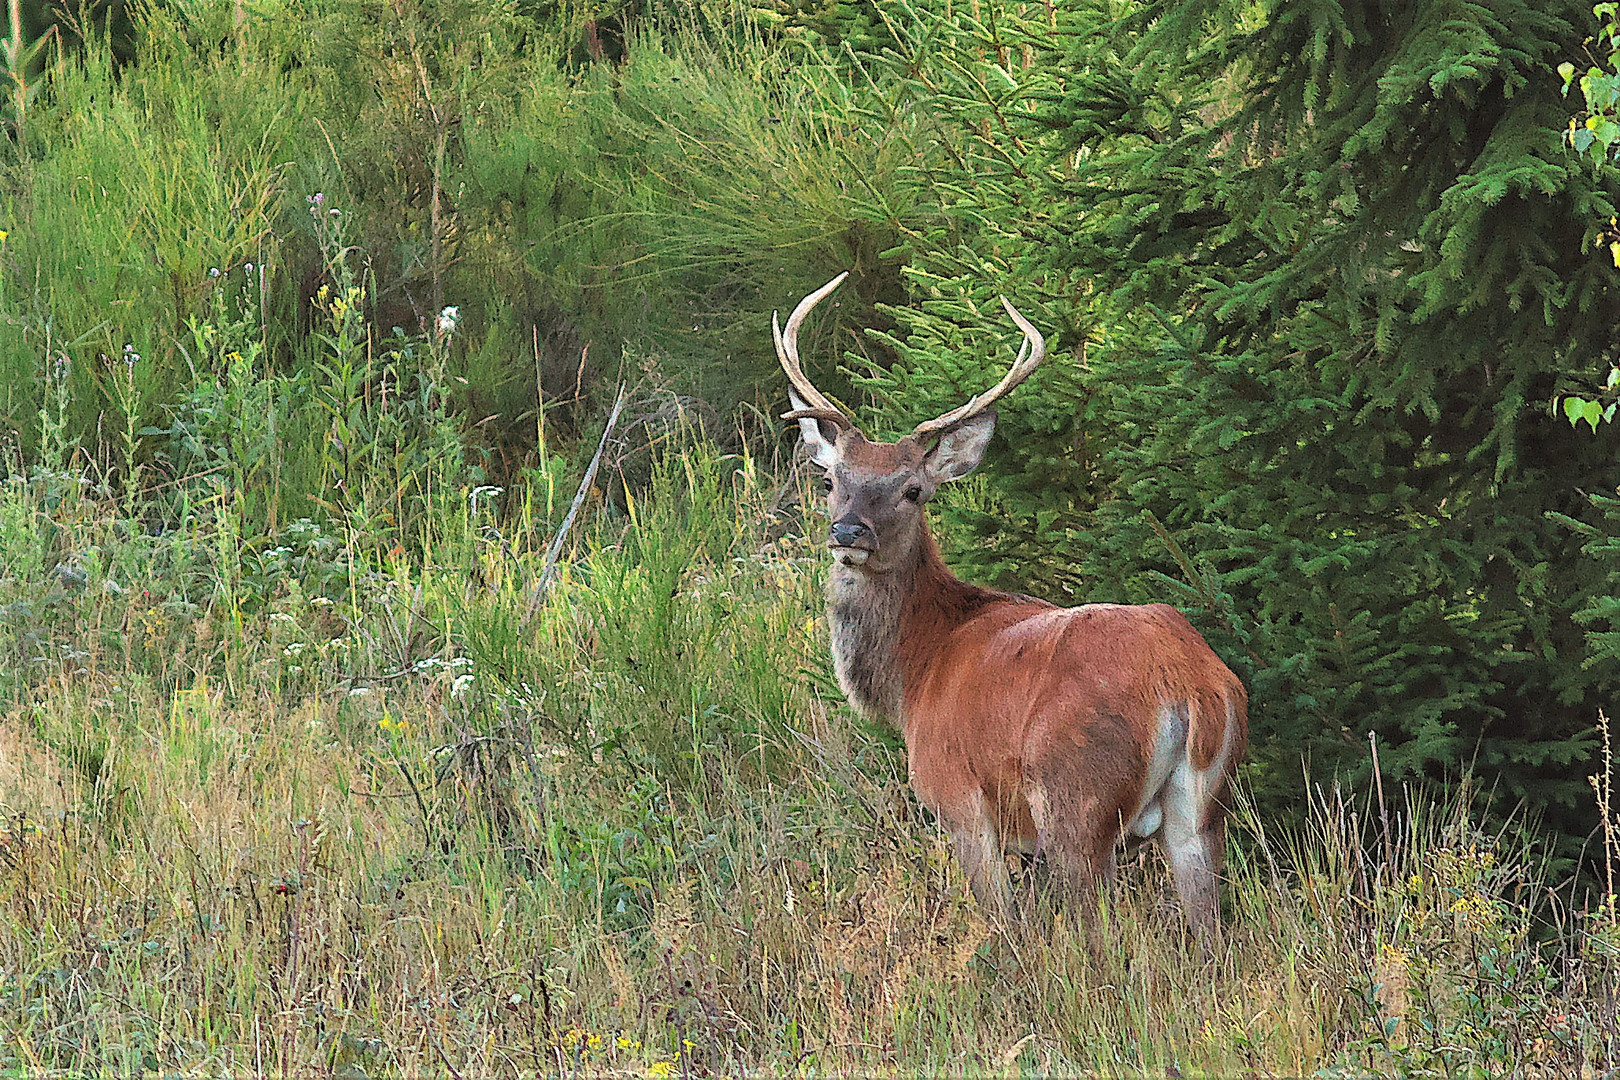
[849,0,1620,855]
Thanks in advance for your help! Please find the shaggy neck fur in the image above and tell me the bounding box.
[826,520,1000,728]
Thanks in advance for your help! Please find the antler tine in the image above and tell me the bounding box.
[775,272,852,429]
[911,295,1047,438]
[783,407,854,425]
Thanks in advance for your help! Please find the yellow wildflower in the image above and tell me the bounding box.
[1449,892,1500,933]
[378,712,412,735]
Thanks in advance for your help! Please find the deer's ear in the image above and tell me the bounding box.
[790,388,840,470]
[923,410,995,483]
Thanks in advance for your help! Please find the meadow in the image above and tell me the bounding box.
[1,436,1617,1075]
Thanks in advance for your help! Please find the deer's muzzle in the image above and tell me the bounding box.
[829,518,875,566]
[830,518,873,548]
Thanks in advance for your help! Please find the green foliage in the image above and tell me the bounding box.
[456,16,896,418]
[1,8,293,453]
[749,0,900,57]
[1077,0,1620,852]
[818,1,1104,598]
[1562,2,1620,168]
[0,0,56,140]
[1319,797,1616,1075]
[1569,491,1620,672]
[1559,2,1620,426]
[1,0,1618,925]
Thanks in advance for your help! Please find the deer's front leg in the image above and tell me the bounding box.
[946,791,1015,922]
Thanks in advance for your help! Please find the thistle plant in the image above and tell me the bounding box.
[110,342,142,523]
[35,334,69,479]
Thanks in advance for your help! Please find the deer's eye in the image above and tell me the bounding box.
[822,476,835,493]
[903,485,923,503]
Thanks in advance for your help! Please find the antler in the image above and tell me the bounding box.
[775,272,852,430]
[911,296,1047,439]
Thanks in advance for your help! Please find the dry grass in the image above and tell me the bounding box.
[1,451,1617,1077]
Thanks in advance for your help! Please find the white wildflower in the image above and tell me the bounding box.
[469,485,503,515]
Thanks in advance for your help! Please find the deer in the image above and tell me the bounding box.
[776,272,1248,935]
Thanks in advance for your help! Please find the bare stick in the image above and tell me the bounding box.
[413,998,468,1080]
[522,385,627,626]
[1370,730,1393,876]
[533,325,545,454]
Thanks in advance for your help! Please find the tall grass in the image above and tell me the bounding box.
[1,442,1615,1075]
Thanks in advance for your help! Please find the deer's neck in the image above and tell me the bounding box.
[825,522,990,727]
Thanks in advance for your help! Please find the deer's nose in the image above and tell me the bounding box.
[830,518,873,548]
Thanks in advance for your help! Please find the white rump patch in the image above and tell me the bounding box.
[1127,698,1239,841]
[1125,705,1187,839]
[1161,698,1239,840]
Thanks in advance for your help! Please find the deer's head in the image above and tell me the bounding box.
[776,273,1046,574]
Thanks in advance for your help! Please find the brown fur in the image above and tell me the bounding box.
[814,432,1249,933]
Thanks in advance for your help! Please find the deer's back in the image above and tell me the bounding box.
[902,600,1247,842]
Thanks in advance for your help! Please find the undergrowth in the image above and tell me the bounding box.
[0,0,897,478]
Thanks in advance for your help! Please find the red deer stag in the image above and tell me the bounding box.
[777,273,1247,933]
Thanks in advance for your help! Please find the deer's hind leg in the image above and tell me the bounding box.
[1024,778,1119,915]
[1161,705,1239,939]
[1160,776,1226,939]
